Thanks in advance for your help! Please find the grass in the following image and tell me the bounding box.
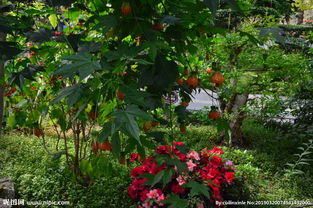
[0,119,312,207]
[0,133,135,208]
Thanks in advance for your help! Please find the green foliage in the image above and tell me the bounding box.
[285,139,313,176]
[0,133,135,208]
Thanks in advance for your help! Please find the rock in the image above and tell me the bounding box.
[0,178,15,208]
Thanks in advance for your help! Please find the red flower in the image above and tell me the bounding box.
[225,172,235,183]
[128,185,138,199]
[171,184,185,194]
[202,168,220,180]
[132,178,147,189]
[131,166,147,178]
[156,145,171,154]
[210,156,223,167]
[144,157,154,164]
[174,151,187,162]
[208,147,224,155]
[173,141,184,146]
[209,183,222,200]
[139,189,149,201]
[128,142,236,206]
[130,153,140,162]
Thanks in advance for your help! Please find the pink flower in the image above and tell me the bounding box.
[146,189,160,199]
[143,201,151,208]
[176,175,186,185]
[157,194,166,206]
[186,161,197,172]
[187,150,200,160]
[225,160,234,166]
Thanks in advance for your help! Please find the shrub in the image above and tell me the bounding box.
[128,142,236,207]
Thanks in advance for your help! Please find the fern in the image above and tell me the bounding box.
[284,139,313,176]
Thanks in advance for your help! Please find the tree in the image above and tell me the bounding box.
[0,0,243,183]
[198,19,310,146]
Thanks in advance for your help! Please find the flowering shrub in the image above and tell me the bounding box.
[128,142,236,208]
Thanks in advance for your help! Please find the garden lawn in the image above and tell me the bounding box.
[0,120,312,207]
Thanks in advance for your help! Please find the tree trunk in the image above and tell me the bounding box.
[229,94,249,146]
[0,32,6,135]
[296,11,304,25]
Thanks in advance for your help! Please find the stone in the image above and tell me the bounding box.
[0,178,15,208]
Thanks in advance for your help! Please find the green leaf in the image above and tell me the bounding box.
[0,41,22,60]
[161,194,188,208]
[153,54,179,90]
[73,101,89,120]
[51,84,81,104]
[175,105,190,121]
[154,154,171,166]
[175,145,189,154]
[55,52,102,80]
[104,43,146,62]
[120,85,151,107]
[99,120,122,142]
[80,159,93,177]
[125,105,152,120]
[151,170,164,187]
[67,86,84,107]
[48,14,58,28]
[27,28,52,43]
[137,142,146,159]
[239,31,259,45]
[97,157,113,177]
[167,158,187,173]
[124,138,137,154]
[143,171,164,187]
[183,180,210,198]
[111,133,121,158]
[130,58,154,65]
[113,110,140,141]
[7,114,16,128]
[141,173,156,185]
[147,131,166,144]
[162,168,174,188]
[93,15,118,33]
